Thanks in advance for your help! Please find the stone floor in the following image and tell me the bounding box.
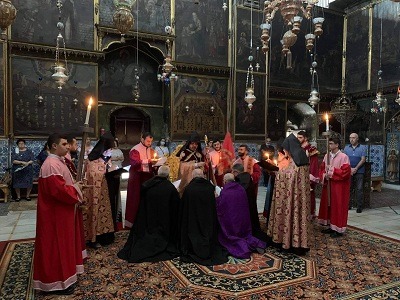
[0,184,400,242]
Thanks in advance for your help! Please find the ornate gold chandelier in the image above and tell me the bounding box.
[261,0,324,68]
[0,0,16,40]
[113,0,135,43]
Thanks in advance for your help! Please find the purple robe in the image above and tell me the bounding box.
[216,182,266,259]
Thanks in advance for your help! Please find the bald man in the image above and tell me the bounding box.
[343,133,367,213]
[216,173,266,259]
[180,168,228,265]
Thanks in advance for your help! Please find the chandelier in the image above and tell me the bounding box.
[113,0,134,43]
[261,0,324,68]
[308,60,320,107]
[244,2,256,110]
[52,0,69,91]
[0,0,16,40]
[371,70,387,114]
[245,61,256,110]
[371,17,386,114]
[157,27,178,85]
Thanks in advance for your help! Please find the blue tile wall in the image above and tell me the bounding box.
[0,139,98,179]
[368,144,385,177]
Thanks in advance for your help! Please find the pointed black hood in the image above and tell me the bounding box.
[281,134,309,167]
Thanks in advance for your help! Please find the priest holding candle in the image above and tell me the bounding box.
[125,132,157,228]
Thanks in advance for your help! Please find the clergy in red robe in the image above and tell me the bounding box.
[233,144,261,194]
[216,173,266,259]
[318,137,351,238]
[33,133,84,295]
[297,131,320,217]
[125,132,156,228]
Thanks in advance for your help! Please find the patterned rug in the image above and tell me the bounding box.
[1,222,400,300]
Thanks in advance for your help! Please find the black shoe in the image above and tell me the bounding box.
[45,284,75,295]
[321,228,334,234]
[15,198,20,202]
[25,197,31,201]
[330,231,343,238]
[256,247,266,254]
[87,241,102,249]
[356,208,362,213]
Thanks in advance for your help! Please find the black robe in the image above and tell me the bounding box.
[117,176,180,262]
[235,172,267,242]
[180,177,228,265]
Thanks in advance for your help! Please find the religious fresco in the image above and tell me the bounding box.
[0,43,3,136]
[98,45,163,106]
[99,0,170,35]
[172,75,228,140]
[371,1,400,88]
[175,0,229,67]
[314,11,343,93]
[236,7,266,73]
[267,10,343,91]
[11,0,94,50]
[346,8,369,93]
[11,57,96,136]
[235,72,265,135]
[266,100,286,141]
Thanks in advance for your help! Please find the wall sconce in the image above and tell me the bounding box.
[185,105,190,113]
[210,106,215,115]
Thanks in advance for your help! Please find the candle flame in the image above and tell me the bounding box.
[153,152,157,159]
[273,159,278,166]
[88,97,93,107]
[325,113,329,121]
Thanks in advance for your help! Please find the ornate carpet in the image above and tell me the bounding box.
[1,222,400,300]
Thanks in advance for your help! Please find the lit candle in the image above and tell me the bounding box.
[85,97,93,125]
[325,113,329,132]
[273,159,278,166]
[265,153,269,160]
[153,152,157,159]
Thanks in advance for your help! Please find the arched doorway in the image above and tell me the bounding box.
[110,107,150,151]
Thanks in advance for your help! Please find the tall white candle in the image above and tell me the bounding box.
[85,97,93,125]
[325,113,329,132]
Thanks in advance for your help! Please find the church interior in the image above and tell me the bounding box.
[0,0,400,299]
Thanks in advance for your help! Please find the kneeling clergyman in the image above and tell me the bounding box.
[216,173,266,259]
[118,166,180,262]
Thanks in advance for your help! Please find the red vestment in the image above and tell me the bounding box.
[233,156,261,195]
[318,151,351,233]
[125,143,155,228]
[33,154,85,292]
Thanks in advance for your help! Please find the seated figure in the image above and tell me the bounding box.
[117,166,180,262]
[216,173,266,259]
[180,169,228,265]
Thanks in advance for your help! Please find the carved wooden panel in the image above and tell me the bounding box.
[172,75,227,140]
